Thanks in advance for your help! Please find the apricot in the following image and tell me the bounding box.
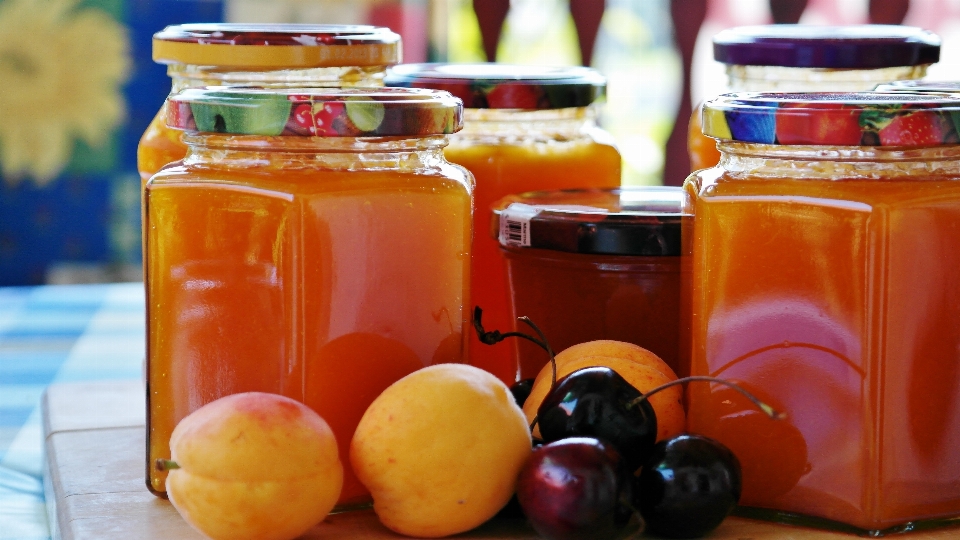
[351,364,532,538]
[554,340,678,381]
[524,341,685,442]
[164,392,343,540]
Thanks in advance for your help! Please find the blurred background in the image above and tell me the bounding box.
[1,0,958,286]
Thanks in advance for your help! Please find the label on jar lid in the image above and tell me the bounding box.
[492,188,684,256]
[499,204,540,247]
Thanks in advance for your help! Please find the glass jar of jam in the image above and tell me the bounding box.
[144,87,470,508]
[686,91,960,533]
[138,24,401,185]
[688,25,940,173]
[386,63,622,385]
[492,187,685,379]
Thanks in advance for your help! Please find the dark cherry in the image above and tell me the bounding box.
[635,434,742,539]
[537,366,657,471]
[510,378,535,408]
[516,437,639,540]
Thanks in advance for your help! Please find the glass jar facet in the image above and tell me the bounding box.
[685,136,960,533]
[447,107,621,384]
[144,132,472,507]
[386,63,621,384]
[493,186,684,379]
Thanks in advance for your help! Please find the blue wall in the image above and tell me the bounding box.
[0,0,223,285]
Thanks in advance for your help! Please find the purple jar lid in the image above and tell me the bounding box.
[713,25,940,68]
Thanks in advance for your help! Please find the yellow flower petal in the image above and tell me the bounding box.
[0,0,130,186]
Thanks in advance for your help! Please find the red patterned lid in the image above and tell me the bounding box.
[167,87,462,137]
[702,91,960,147]
[385,63,605,109]
[153,24,401,68]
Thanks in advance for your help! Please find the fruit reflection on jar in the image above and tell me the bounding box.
[144,87,471,507]
[386,64,622,385]
[687,24,940,173]
[686,91,960,533]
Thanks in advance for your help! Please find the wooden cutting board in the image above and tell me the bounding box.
[40,380,960,540]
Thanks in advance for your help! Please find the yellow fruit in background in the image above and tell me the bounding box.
[524,341,685,442]
[351,364,532,538]
[165,392,343,540]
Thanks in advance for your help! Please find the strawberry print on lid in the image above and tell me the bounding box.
[702,92,960,147]
[385,63,605,110]
[167,87,463,137]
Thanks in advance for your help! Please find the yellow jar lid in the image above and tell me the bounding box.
[153,24,401,68]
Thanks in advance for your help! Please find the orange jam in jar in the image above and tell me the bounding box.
[688,25,939,173]
[144,87,471,507]
[138,24,401,185]
[686,91,960,533]
[492,187,685,378]
[387,64,622,384]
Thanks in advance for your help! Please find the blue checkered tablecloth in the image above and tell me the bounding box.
[0,284,144,540]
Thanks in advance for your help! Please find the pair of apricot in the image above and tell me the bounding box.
[164,364,532,540]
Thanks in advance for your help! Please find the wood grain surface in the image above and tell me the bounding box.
[41,380,960,540]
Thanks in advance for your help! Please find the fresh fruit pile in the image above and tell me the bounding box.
[160,312,780,540]
[475,307,781,540]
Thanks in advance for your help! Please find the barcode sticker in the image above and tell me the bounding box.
[498,203,541,247]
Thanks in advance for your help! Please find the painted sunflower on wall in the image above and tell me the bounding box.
[0,0,129,185]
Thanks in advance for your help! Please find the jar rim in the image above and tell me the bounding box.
[385,63,605,109]
[491,187,686,256]
[876,80,960,93]
[168,86,463,137]
[153,24,401,68]
[713,24,940,68]
[703,91,960,147]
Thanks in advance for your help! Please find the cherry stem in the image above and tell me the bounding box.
[156,459,180,472]
[473,306,557,385]
[474,306,548,349]
[629,376,786,421]
[517,315,556,386]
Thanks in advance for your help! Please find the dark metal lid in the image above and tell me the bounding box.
[385,63,605,109]
[713,25,940,68]
[491,187,685,256]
